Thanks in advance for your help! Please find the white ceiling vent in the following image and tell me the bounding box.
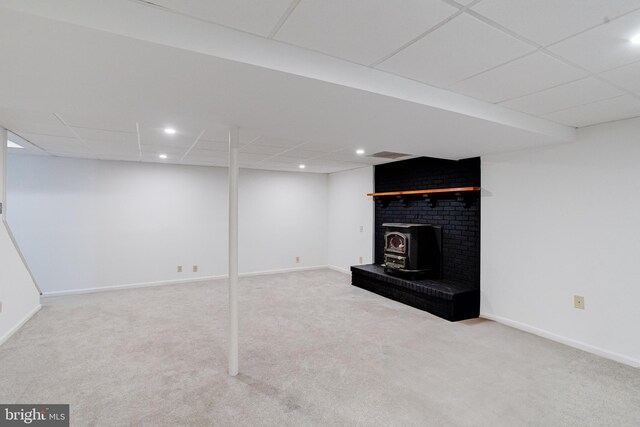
[369,151,411,159]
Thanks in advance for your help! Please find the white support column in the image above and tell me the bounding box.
[0,127,7,219]
[228,126,239,376]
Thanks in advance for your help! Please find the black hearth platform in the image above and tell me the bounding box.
[351,264,479,321]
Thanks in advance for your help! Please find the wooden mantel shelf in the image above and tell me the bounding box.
[367,186,480,197]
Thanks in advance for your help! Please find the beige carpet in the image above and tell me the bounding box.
[1,269,639,426]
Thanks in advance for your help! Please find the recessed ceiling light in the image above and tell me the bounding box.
[7,140,23,149]
[164,127,176,135]
[159,154,168,159]
[299,164,306,169]
[631,34,640,44]
[356,149,365,155]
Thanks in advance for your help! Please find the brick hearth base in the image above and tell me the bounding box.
[351,264,479,322]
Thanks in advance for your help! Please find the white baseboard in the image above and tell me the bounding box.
[42,276,219,297]
[0,304,42,347]
[481,312,640,368]
[327,265,351,275]
[239,265,327,278]
[42,265,329,297]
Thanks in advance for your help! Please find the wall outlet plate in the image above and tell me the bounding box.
[177,265,183,273]
[574,295,585,310]
[192,265,198,273]
[295,256,300,264]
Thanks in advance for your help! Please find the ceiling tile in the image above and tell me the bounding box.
[472,0,640,46]
[378,14,534,87]
[181,154,228,167]
[138,126,201,148]
[5,124,71,138]
[17,133,86,153]
[138,142,189,152]
[239,144,287,155]
[251,135,305,149]
[547,9,640,73]
[275,0,457,65]
[499,77,624,116]
[198,138,229,152]
[451,52,587,102]
[302,158,367,173]
[148,0,294,37]
[183,148,229,159]
[0,108,71,137]
[321,150,402,165]
[334,152,392,165]
[238,152,271,163]
[237,130,262,146]
[305,157,352,167]
[274,148,326,160]
[60,114,136,133]
[266,155,302,164]
[72,127,138,144]
[201,126,234,142]
[85,139,139,155]
[542,95,640,127]
[600,60,640,92]
[256,160,301,169]
[301,141,350,153]
[305,156,336,165]
[0,108,59,125]
[351,157,394,165]
[140,144,186,157]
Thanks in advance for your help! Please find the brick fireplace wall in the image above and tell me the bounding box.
[374,157,480,285]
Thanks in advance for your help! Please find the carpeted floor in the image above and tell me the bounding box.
[1,269,639,426]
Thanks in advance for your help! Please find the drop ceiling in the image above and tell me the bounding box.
[2,0,640,172]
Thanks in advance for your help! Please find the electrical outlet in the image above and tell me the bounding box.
[192,265,198,273]
[177,265,183,273]
[359,225,364,232]
[295,256,300,264]
[359,256,363,264]
[574,295,585,310]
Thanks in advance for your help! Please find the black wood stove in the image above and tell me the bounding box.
[382,223,441,278]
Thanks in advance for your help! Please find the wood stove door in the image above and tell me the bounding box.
[384,232,408,254]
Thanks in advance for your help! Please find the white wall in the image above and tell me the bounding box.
[238,167,328,273]
[7,156,328,294]
[0,127,40,345]
[0,222,41,344]
[327,166,374,272]
[481,117,640,367]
